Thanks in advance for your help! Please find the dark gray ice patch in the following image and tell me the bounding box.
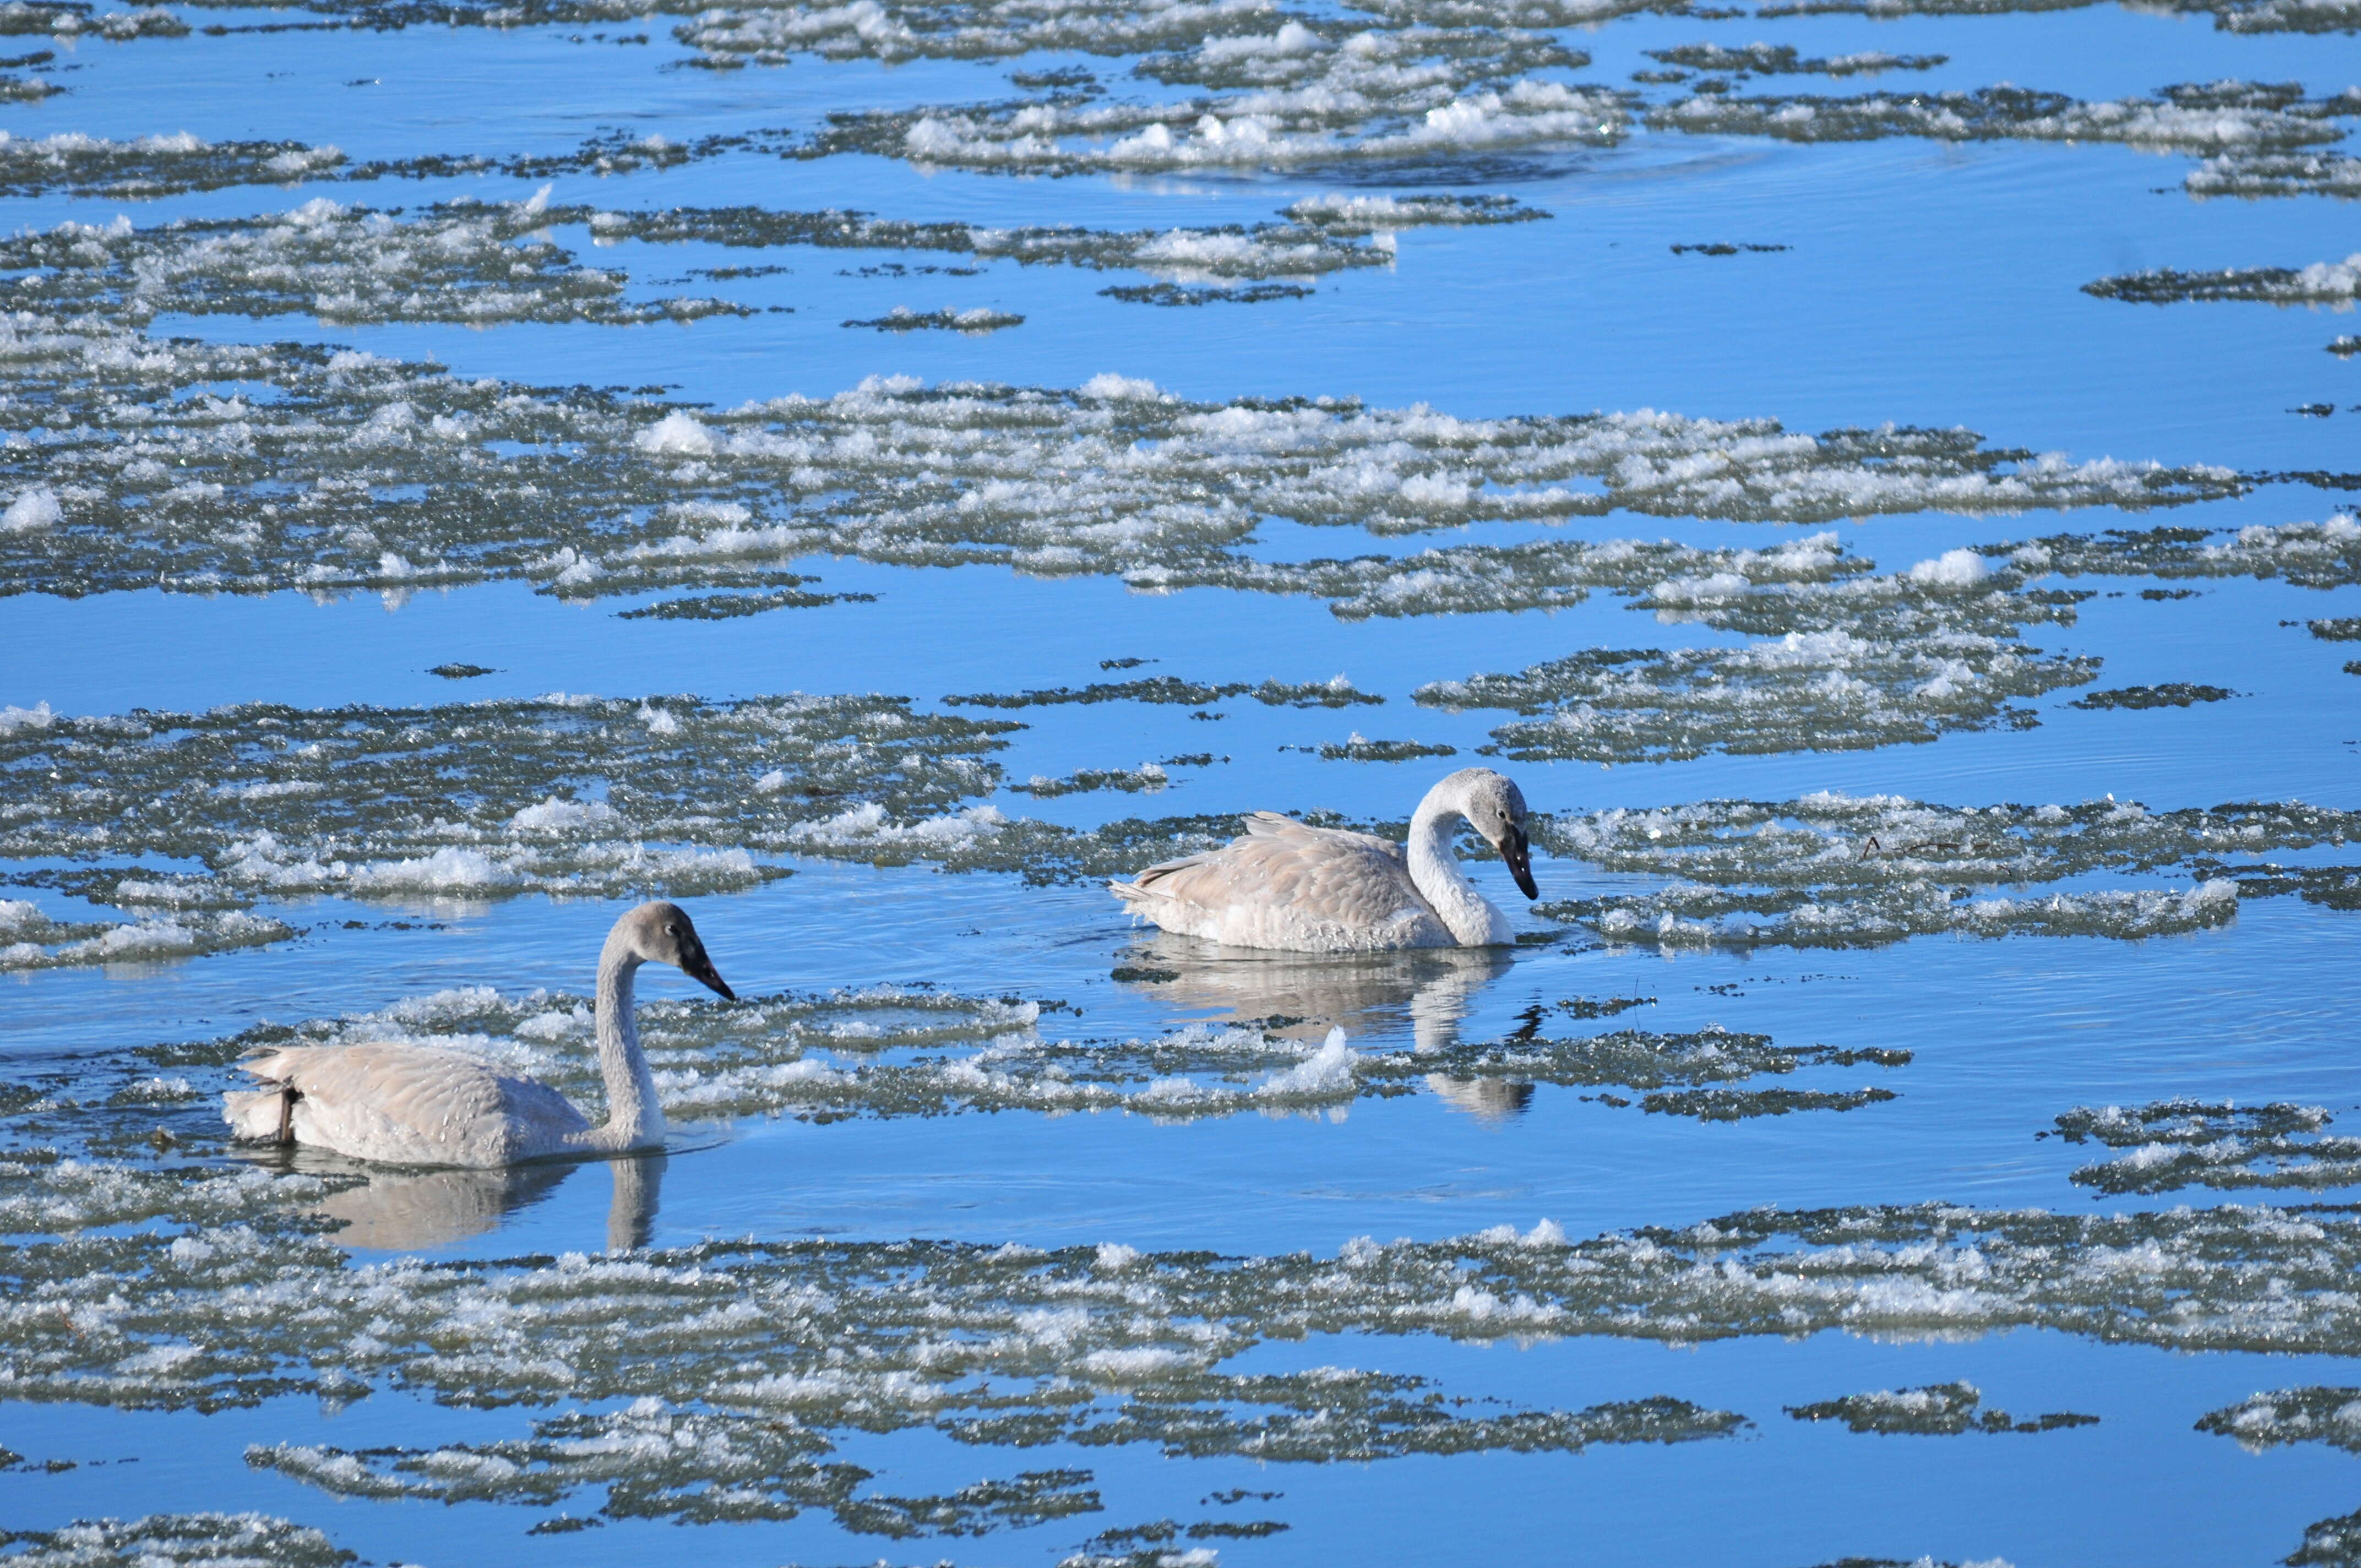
[2085,256,2361,306]
[1787,1381,2096,1434]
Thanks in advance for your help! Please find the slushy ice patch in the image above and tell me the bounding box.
[946,674,1381,708]
[1650,81,2352,153]
[0,1153,1772,1489]
[844,305,1025,332]
[2054,1099,2361,1195]
[784,21,1624,175]
[0,899,292,971]
[17,1198,2361,1428]
[1531,793,2355,947]
[812,79,1626,176]
[2068,683,2237,710]
[0,1514,355,1568]
[1643,42,1946,75]
[2001,518,2361,590]
[2188,150,2361,198]
[0,317,2241,609]
[2086,254,2361,306]
[0,693,1011,908]
[2198,1386,2361,1452]
[1,202,748,328]
[1754,0,2358,34]
[253,1409,1092,1531]
[0,3,186,37]
[1435,544,2108,749]
[0,130,345,198]
[1786,1381,2097,1435]
[252,1390,1742,1526]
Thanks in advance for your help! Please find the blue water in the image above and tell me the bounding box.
[4,0,2361,1562]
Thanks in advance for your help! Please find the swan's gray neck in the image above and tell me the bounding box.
[1407,780,1511,946]
[587,928,665,1152]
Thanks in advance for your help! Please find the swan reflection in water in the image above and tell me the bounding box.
[1113,934,1533,1121]
[304,1151,666,1251]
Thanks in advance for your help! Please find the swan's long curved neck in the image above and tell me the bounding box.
[1407,782,1511,946]
[584,930,665,1152]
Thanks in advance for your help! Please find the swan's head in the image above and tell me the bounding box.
[621,901,735,999]
[1449,768,1538,901]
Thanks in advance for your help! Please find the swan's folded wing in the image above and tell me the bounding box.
[1133,831,1427,930]
[1241,812,1405,862]
[232,1042,587,1167]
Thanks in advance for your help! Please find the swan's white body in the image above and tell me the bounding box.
[224,902,730,1169]
[1109,768,1538,953]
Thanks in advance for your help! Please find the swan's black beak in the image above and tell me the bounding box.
[1502,825,1539,901]
[683,946,735,1000]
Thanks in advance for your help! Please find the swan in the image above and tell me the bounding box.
[1110,767,1539,952]
[224,902,732,1168]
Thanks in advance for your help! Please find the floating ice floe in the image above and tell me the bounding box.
[1418,626,2099,763]
[843,304,1024,333]
[2007,515,2361,589]
[0,897,291,971]
[0,128,342,198]
[1643,41,1945,76]
[669,0,1314,65]
[1533,793,2358,947]
[0,1513,350,1568]
[2196,1386,2361,1453]
[1649,80,2352,154]
[2085,253,2361,306]
[804,25,1625,176]
[2053,1098,2361,1195]
[10,1193,2361,1427]
[2188,149,2361,198]
[0,202,747,328]
[1786,1381,2096,1435]
[1750,0,2356,32]
[0,692,1007,912]
[0,1,186,36]
[0,315,2241,610]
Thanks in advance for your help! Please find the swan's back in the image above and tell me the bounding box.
[227,1043,591,1168]
[1113,812,1452,952]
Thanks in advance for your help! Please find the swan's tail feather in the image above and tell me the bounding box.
[225,1049,304,1144]
[1108,877,1161,907]
[223,1086,293,1142]
[1241,811,1308,839]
